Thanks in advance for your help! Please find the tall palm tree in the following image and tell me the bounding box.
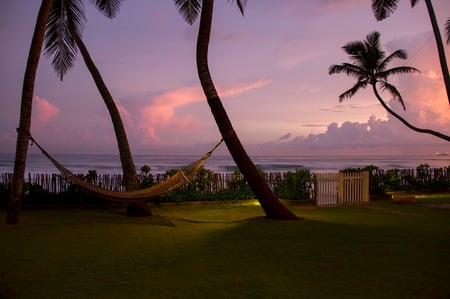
[371,0,450,105]
[329,31,450,142]
[45,0,150,216]
[44,0,139,192]
[7,0,53,224]
[175,0,297,220]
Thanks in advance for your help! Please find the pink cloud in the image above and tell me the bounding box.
[136,78,272,143]
[397,70,450,129]
[219,78,272,97]
[32,96,60,125]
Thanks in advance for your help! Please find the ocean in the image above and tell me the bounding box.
[0,153,449,175]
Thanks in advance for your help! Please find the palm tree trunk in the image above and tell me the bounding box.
[73,33,150,217]
[373,85,450,141]
[196,0,297,220]
[424,0,450,105]
[73,33,139,191]
[6,0,53,224]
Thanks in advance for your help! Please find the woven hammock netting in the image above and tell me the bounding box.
[29,135,223,203]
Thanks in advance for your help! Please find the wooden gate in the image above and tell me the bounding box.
[315,172,338,206]
[338,171,369,205]
[315,171,369,206]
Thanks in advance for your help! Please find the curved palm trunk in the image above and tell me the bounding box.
[7,0,53,224]
[196,0,297,220]
[73,33,139,191]
[373,85,450,141]
[73,33,150,216]
[424,0,450,105]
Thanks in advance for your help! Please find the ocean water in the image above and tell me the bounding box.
[0,153,449,175]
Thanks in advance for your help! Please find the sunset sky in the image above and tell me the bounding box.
[1,0,449,156]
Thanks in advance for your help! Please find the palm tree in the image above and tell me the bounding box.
[329,31,450,142]
[7,0,53,224]
[44,0,150,216]
[44,0,139,192]
[371,0,450,105]
[174,0,297,220]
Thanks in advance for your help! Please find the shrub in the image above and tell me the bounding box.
[273,169,313,200]
[139,165,154,189]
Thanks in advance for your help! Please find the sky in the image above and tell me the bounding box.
[1,0,449,156]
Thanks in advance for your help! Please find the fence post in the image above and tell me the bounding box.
[338,172,344,204]
[362,171,369,203]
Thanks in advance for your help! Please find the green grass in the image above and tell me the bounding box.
[1,195,450,299]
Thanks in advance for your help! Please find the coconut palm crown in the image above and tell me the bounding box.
[371,0,450,105]
[329,31,450,142]
[329,31,418,110]
[44,0,123,80]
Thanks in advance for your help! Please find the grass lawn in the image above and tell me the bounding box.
[1,194,449,298]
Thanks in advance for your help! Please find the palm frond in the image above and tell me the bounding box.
[90,0,123,18]
[377,66,420,80]
[338,81,368,102]
[378,49,407,71]
[342,40,364,56]
[342,41,367,67]
[174,0,201,25]
[363,31,385,70]
[410,0,420,8]
[364,31,381,50]
[44,0,86,80]
[227,0,247,15]
[446,17,450,44]
[379,80,406,110]
[329,63,366,79]
[371,0,399,21]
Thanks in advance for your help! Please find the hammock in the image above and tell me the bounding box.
[28,135,223,202]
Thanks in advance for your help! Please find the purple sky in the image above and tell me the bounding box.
[1,0,449,156]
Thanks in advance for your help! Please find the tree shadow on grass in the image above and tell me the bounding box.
[167,212,450,298]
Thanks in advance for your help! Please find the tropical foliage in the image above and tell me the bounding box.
[43,0,139,192]
[329,31,450,142]
[371,0,450,104]
[273,169,314,200]
[48,1,145,217]
[446,17,450,43]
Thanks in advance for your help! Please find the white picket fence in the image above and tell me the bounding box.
[314,171,369,206]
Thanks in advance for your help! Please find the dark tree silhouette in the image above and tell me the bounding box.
[44,0,150,216]
[7,0,53,224]
[329,31,450,142]
[371,0,450,105]
[174,0,297,220]
[44,0,139,193]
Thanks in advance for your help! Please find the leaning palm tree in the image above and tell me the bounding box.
[371,0,450,105]
[7,0,53,224]
[329,31,450,142]
[44,0,139,192]
[44,0,149,216]
[175,0,297,219]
